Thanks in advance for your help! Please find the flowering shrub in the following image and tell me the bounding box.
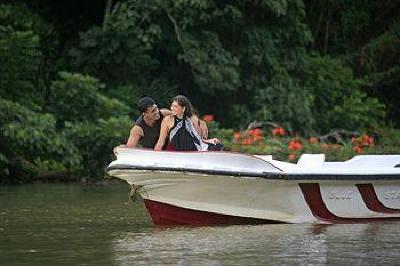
[221,128,400,162]
[272,127,286,137]
[202,114,215,122]
[203,116,399,163]
[351,134,374,154]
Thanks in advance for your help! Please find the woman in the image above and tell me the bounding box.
[154,95,218,151]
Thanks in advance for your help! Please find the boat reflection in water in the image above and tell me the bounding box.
[106,148,400,225]
[111,223,400,265]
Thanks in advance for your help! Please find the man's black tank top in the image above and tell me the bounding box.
[135,111,164,149]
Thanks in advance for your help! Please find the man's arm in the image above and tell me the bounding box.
[126,125,144,147]
[113,125,143,154]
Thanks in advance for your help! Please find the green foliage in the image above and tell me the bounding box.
[69,25,156,86]
[0,3,59,107]
[0,27,41,105]
[304,1,400,126]
[179,31,241,95]
[358,22,400,126]
[0,98,81,182]
[233,1,314,131]
[48,72,129,123]
[69,0,160,87]
[63,117,132,177]
[302,55,385,133]
[1,0,399,182]
[372,127,400,153]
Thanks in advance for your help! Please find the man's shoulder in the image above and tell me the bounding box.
[131,124,144,136]
[135,115,144,125]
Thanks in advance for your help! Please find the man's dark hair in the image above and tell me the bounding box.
[137,97,156,113]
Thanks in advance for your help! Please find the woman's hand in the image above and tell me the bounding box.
[205,138,219,145]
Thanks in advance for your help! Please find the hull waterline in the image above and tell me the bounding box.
[144,199,277,225]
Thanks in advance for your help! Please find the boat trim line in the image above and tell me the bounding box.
[106,164,400,180]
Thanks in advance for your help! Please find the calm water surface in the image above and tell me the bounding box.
[1,183,400,265]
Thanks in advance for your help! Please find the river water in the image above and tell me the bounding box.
[1,183,400,265]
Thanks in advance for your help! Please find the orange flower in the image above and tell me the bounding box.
[353,145,362,154]
[202,114,214,122]
[278,127,286,136]
[241,138,253,145]
[253,128,263,137]
[253,135,264,141]
[233,131,241,140]
[288,141,296,151]
[295,142,303,150]
[288,139,303,151]
[361,134,370,146]
[309,137,319,144]
[288,153,296,161]
[272,127,286,137]
[368,137,374,145]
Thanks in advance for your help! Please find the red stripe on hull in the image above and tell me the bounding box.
[356,184,400,213]
[143,199,279,225]
[299,183,400,224]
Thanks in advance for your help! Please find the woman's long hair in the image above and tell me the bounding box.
[173,95,193,117]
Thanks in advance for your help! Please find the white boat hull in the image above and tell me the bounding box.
[107,148,400,225]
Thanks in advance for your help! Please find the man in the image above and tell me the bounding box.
[117,97,172,150]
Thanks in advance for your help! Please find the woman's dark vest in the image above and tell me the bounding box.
[167,116,206,151]
[135,111,164,149]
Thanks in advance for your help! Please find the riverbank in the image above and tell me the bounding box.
[0,173,124,185]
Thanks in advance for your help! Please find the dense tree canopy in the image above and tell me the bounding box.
[1,0,399,181]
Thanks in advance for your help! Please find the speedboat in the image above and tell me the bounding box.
[106,148,400,225]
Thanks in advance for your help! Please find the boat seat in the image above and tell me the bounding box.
[297,154,325,169]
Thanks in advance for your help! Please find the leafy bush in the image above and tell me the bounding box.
[0,27,41,106]
[64,117,132,177]
[0,99,81,182]
[302,55,385,133]
[69,1,159,87]
[217,124,399,162]
[48,72,129,124]
[0,3,58,107]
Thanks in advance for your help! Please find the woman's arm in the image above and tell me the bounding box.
[154,116,173,151]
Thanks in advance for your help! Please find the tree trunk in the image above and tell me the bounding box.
[103,0,113,28]
[324,9,331,55]
[312,9,324,50]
